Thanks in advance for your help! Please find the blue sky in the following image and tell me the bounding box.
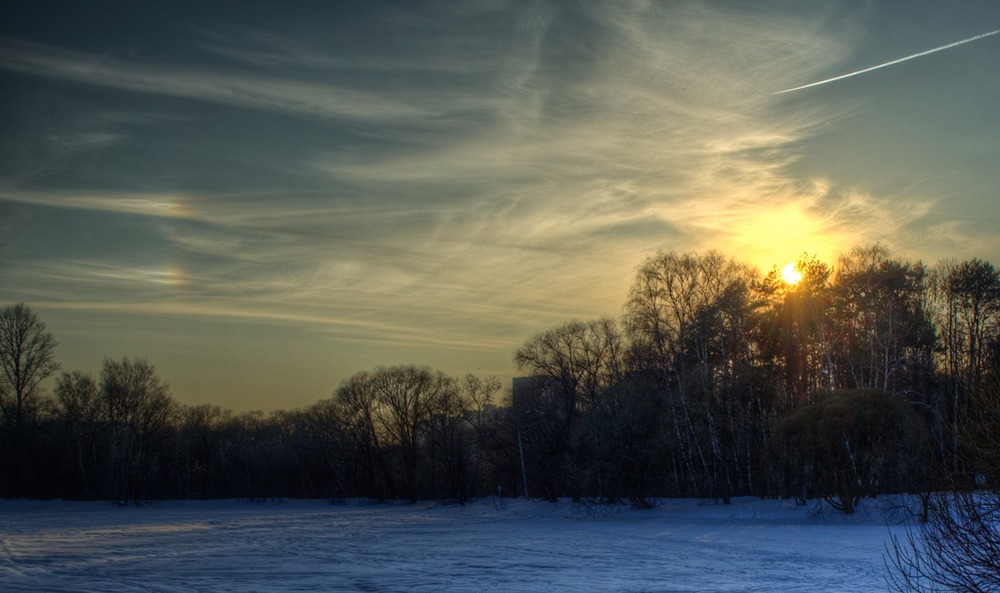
[2,1,999,411]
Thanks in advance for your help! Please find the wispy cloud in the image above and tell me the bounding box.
[0,36,433,122]
[5,1,870,321]
[1,188,195,218]
[308,2,864,273]
[6,0,995,408]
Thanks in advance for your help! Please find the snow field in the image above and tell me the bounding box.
[0,497,905,592]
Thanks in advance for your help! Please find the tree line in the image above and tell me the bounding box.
[1,244,998,512]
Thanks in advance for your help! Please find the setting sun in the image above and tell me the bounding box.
[781,262,802,285]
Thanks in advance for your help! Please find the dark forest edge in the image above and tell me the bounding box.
[1,244,998,516]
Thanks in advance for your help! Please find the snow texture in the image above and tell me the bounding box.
[0,496,905,592]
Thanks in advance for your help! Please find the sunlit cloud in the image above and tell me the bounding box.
[301,1,861,286]
[30,261,191,291]
[2,0,997,410]
[0,1,905,317]
[1,189,194,219]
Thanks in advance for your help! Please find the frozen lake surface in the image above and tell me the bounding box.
[1,496,905,592]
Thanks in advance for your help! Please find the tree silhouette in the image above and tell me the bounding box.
[514,318,627,501]
[626,250,760,500]
[333,365,456,502]
[888,343,1000,593]
[0,303,59,497]
[778,389,925,513]
[100,357,176,505]
[54,370,103,498]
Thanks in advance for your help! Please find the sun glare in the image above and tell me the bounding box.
[781,262,802,286]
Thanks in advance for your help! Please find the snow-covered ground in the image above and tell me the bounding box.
[1,496,908,592]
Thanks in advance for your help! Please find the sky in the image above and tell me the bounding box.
[2,0,999,412]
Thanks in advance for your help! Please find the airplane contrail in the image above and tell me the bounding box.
[773,28,1000,94]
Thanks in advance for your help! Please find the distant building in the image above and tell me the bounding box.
[510,375,560,411]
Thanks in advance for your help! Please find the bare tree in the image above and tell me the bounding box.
[372,366,455,502]
[333,365,456,501]
[888,343,1000,593]
[0,303,59,497]
[54,371,103,498]
[515,317,627,419]
[831,245,935,395]
[514,318,627,500]
[100,357,176,505]
[335,372,394,498]
[625,250,760,500]
[425,375,496,504]
[888,490,1000,593]
[290,401,354,499]
[175,404,234,498]
[225,410,286,501]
